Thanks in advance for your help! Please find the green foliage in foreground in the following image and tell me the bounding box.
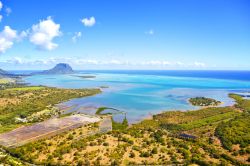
[229,93,250,112]
[6,103,250,165]
[0,146,27,166]
[215,114,250,150]
[2,94,250,165]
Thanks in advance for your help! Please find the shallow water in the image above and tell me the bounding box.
[23,71,250,123]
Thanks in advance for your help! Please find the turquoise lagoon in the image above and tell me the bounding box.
[24,71,250,123]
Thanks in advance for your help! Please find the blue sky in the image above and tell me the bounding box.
[0,0,249,70]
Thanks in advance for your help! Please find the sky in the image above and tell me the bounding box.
[0,0,249,70]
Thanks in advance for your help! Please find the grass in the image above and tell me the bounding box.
[5,86,45,91]
[0,124,24,134]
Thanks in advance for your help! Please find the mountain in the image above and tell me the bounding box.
[37,63,74,74]
[0,69,24,78]
[0,68,9,77]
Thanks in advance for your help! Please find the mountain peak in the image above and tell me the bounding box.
[53,63,73,70]
[38,63,74,74]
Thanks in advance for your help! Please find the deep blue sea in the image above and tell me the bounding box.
[15,70,250,123]
[81,70,250,81]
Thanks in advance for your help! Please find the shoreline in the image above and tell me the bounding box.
[17,74,244,125]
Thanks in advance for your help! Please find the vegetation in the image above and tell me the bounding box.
[0,85,101,133]
[0,147,27,166]
[215,114,250,150]
[189,97,221,106]
[159,108,239,131]
[1,93,249,165]
[154,107,237,128]
[5,86,45,91]
[0,78,19,90]
[96,107,109,115]
[0,78,14,84]
[112,117,129,131]
[229,93,250,112]
[96,107,121,115]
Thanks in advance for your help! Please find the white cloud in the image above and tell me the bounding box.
[143,60,162,65]
[145,29,154,35]
[175,61,184,66]
[0,26,18,53]
[81,17,96,27]
[30,16,61,50]
[141,60,171,66]
[19,30,28,39]
[85,59,99,64]
[194,62,205,67]
[2,57,207,69]
[11,57,23,64]
[76,59,99,65]
[5,7,11,16]
[0,15,2,22]
[162,61,171,65]
[104,59,124,65]
[72,32,82,42]
[0,1,3,11]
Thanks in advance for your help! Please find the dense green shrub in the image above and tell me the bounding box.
[215,115,250,150]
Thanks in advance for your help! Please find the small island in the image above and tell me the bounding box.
[75,75,96,79]
[189,97,221,107]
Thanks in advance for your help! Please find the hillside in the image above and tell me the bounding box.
[5,94,250,165]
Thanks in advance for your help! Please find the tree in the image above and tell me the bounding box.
[122,115,128,127]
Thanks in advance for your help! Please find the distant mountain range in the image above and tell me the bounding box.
[0,69,24,78]
[34,63,74,75]
[0,63,74,77]
[0,69,11,77]
[0,69,8,75]
[1,63,74,77]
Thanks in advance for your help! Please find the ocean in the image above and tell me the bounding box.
[17,70,250,123]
